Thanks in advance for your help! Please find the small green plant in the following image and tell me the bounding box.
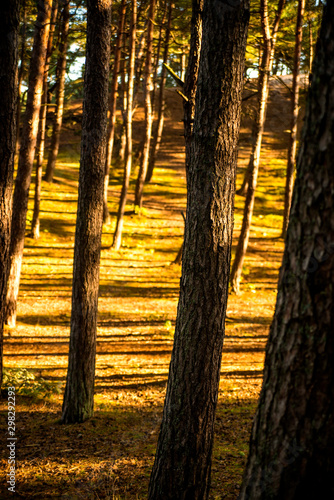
[3,368,61,398]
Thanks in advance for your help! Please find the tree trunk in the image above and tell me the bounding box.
[0,0,20,387]
[146,0,172,183]
[147,0,249,498]
[118,55,127,162]
[16,0,27,154]
[151,1,167,118]
[230,0,285,294]
[5,0,52,328]
[236,0,285,197]
[239,3,334,497]
[103,0,126,225]
[282,0,305,238]
[31,0,59,239]
[112,0,137,250]
[61,0,112,424]
[44,0,70,183]
[134,0,156,209]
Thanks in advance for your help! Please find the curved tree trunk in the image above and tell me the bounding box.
[239,3,334,497]
[112,0,136,250]
[147,0,249,498]
[61,0,112,424]
[281,0,305,238]
[0,0,20,387]
[5,0,52,328]
[44,0,70,183]
[103,0,126,224]
[134,0,156,209]
[230,0,285,294]
[146,0,173,183]
[31,0,59,239]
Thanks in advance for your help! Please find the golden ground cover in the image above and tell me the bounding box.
[0,82,292,499]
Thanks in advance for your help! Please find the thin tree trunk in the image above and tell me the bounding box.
[171,0,203,263]
[151,1,166,118]
[239,3,334,496]
[148,0,249,497]
[236,0,285,197]
[61,0,112,424]
[0,0,20,387]
[282,0,305,238]
[134,0,156,209]
[31,0,58,239]
[44,0,70,183]
[146,0,172,183]
[112,0,137,250]
[118,55,127,161]
[103,0,126,225]
[16,0,27,154]
[5,0,52,328]
[230,0,285,294]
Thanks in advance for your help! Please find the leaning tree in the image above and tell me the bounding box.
[239,0,334,497]
[0,0,20,387]
[148,0,250,498]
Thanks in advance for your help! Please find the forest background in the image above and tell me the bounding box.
[0,0,324,498]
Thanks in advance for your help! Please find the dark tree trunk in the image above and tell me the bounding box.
[239,3,334,497]
[281,0,305,238]
[44,0,70,183]
[112,0,137,250]
[147,0,249,498]
[230,0,285,294]
[0,0,20,388]
[146,0,173,183]
[103,0,126,225]
[134,0,156,209]
[5,0,52,328]
[61,0,112,424]
[31,0,58,239]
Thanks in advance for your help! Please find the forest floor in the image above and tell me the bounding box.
[0,76,307,499]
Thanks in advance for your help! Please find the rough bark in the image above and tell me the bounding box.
[112,0,136,250]
[0,0,20,388]
[148,0,249,498]
[134,0,156,208]
[31,0,59,239]
[61,0,112,424]
[146,0,173,183]
[230,0,285,294]
[281,0,305,238]
[103,0,126,224]
[239,3,334,497]
[44,0,70,183]
[5,0,52,328]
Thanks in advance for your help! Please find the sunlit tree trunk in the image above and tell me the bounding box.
[230,0,285,294]
[44,0,70,183]
[118,55,127,162]
[282,0,305,238]
[31,0,59,239]
[146,0,173,183]
[134,0,156,209]
[148,0,249,497]
[61,0,112,424]
[5,0,52,328]
[112,0,137,250]
[239,3,334,496]
[0,0,20,387]
[103,0,126,224]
